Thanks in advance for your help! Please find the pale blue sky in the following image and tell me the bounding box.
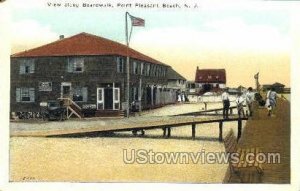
[10,1,291,86]
[12,7,289,43]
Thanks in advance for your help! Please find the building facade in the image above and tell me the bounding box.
[166,68,186,92]
[10,32,177,116]
[194,67,226,94]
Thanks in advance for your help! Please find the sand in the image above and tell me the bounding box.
[10,102,244,182]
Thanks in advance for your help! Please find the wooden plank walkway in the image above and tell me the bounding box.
[223,99,290,183]
[175,106,238,116]
[10,116,248,141]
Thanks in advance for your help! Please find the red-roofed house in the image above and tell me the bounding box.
[195,67,226,94]
[10,32,177,117]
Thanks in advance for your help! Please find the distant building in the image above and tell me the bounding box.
[195,67,226,94]
[262,82,285,93]
[166,67,186,92]
[186,81,201,95]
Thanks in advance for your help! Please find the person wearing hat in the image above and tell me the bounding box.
[246,87,255,117]
[236,92,245,118]
[221,88,230,119]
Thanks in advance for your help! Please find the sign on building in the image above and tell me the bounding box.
[39,82,52,91]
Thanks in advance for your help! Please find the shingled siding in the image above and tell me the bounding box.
[10,55,168,112]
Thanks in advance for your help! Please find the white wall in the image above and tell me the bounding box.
[167,80,186,91]
[198,83,226,88]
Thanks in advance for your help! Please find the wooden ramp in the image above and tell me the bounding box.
[11,116,248,141]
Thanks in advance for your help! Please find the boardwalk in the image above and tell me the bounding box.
[224,98,290,183]
[10,115,247,141]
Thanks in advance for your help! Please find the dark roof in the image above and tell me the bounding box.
[195,69,226,83]
[272,82,285,87]
[263,82,285,87]
[167,67,186,80]
[11,32,166,66]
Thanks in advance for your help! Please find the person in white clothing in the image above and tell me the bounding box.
[245,87,255,117]
[177,93,182,103]
[181,93,185,102]
[236,92,245,118]
[221,88,230,119]
[265,87,277,116]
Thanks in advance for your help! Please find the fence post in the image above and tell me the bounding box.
[219,121,223,142]
[167,127,171,138]
[237,118,242,141]
[192,124,196,140]
[162,127,166,137]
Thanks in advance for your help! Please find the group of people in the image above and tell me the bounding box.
[221,87,255,119]
[177,92,188,103]
[221,87,277,119]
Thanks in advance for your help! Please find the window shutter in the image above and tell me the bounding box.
[80,58,84,72]
[117,57,121,73]
[67,59,73,72]
[30,61,35,73]
[29,88,35,102]
[19,64,25,74]
[16,88,21,102]
[82,87,88,102]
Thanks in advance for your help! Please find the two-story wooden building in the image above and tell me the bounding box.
[10,32,175,117]
[195,67,226,94]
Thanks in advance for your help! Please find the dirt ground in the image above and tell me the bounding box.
[10,99,290,183]
[10,102,242,183]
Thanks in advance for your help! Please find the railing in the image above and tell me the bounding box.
[58,97,82,111]
[57,97,82,119]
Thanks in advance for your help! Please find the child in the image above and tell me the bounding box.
[236,92,245,118]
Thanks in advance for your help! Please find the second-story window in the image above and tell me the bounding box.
[133,61,138,74]
[140,62,144,75]
[151,65,155,76]
[146,64,150,76]
[117,57,125,73]
[67,58,84,73]
[158,67,161,77]
[19,59,35,74]
[163,68,167,77]
[154,66,158,77]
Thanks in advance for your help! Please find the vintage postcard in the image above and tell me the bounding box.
[1,0,300,190]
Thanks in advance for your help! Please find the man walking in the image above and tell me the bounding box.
[246,87,255,117]
[236,92,245,118]
[222,88,230,119]
[266,87,277,116]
